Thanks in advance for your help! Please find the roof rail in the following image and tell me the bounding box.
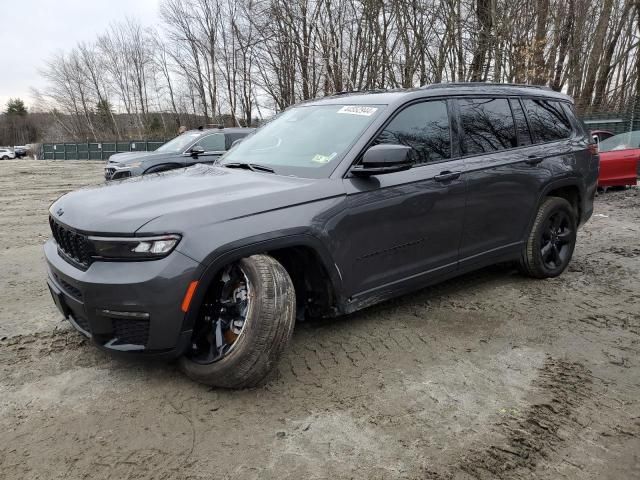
[421,82,553,91]
[330,89,388,96]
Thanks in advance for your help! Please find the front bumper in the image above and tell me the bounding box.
[44,238,200,359]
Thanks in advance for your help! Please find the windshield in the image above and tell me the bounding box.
[155,132,202,153]
[220,104,383,177]
[599,131,640,152]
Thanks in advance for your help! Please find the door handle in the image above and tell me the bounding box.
[434,171,462,182]
[525,155,544,165]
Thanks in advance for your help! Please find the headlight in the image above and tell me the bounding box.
[88,234,181,260]
[118,161,143,168]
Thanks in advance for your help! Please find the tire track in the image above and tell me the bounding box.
[426,358,593,480]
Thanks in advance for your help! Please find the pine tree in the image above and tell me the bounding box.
[6,98,27,116]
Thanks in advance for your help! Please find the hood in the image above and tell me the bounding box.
[49,164,342,234]
[108,151,165,165]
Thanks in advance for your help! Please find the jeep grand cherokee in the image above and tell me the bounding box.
[45,83,598,388]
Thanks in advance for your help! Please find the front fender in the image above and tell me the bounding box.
[181,230,345,330]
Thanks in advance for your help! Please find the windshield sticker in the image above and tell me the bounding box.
[311,152,337,164]
[337,106,378,116]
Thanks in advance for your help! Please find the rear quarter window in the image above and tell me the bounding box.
[522,99,572,143]
[561,103,587,136]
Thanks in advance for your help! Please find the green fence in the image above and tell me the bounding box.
[580,98,640,135]
[582,116,640,135]
[41,140,166,160]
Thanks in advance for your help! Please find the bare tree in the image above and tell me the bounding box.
[36,0,640,141]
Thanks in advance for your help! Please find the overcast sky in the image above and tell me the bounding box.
[0,0,161,111]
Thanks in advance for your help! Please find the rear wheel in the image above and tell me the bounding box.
[179,254,296,388]
[519,197,577,279]
[1,156,8,160]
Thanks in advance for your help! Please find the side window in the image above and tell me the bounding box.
[196,134,225,152]
[373,100,450,164]
[510,99,533,146]
[522,99,572,142]
[459,98,517,155]
[561,102,585,136]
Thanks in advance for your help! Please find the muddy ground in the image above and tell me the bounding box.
[0,159,638,480]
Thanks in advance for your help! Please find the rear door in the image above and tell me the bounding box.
[457,96,572,266]
[335,99,467,297]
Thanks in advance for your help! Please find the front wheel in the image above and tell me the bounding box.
[179,254,296,388]
[519,197,577,279]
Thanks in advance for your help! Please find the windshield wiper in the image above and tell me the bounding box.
[223,162,275,173]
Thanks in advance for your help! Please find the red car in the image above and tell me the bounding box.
[597,131,640,187]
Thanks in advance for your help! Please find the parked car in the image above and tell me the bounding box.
[597,130,640,187]
[13,146,28,158]
[0,148,16,160]
[45,83,597,388]
[104,127,254,180]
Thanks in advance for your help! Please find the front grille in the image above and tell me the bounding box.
[105,167,115,179]
[112,170,131,180]
[52,272,83,300]
[49,217,93,268]
[111,319,150,347]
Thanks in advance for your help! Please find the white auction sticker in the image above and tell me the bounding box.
[337,106,378,116]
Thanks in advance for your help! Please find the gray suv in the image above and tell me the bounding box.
[45,83,598,388]
[104,127,254,180]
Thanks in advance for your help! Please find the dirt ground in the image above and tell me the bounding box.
[0,159,638,480]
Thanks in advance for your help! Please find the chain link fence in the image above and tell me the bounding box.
[577,97,640,135]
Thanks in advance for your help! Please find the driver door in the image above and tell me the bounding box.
[332,99,467,298]
[185,133,226,165]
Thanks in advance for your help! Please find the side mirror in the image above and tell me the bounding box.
[351,144,412,176]
[230,138,243,149]
[190,145,205,157]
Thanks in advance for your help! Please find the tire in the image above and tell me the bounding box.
[0,156,8,160]
[179,254,296,388]
[519,197,577,279]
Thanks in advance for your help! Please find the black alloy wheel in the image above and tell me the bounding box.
[519,196,577,278]
[188,263,251,364]
[540,210,573,270]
